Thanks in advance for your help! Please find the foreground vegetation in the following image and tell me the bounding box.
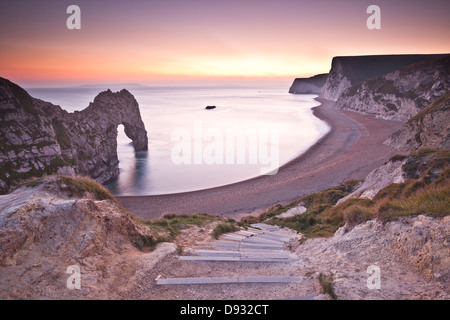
[14,148,449,247]
[17,175,244,251]
[139,214,243,249]
[246,148,449,240]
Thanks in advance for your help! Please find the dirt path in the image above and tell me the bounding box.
[118,99,402,220]
[128,219,448,300]
[133,224,322,300]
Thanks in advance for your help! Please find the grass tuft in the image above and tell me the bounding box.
[212,222,240,239]
[319,273,338,300]
[266,148,449,240]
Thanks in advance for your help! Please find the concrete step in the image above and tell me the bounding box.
[239,243,285,250]
[254,232,295,241]
[242,237,286,245]
[179,256,300,263]
[251,223,280,231]
[187,250,295,260]
[156,276,305,285]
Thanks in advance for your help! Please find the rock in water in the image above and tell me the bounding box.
[0,77,149,193]
[205,105,216,110]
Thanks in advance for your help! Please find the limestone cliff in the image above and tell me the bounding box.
[322,54,444,101]
[288,73,328,95]
[385,90,450,152]
[336,55,450,121]
[0,176,176,299]
[0,77,148,193]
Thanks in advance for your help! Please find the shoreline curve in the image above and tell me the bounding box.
[117,99,403,220]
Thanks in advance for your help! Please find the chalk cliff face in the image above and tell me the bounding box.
[385,90,450,151]
[336,55,450,121]
[322,54,445,101]
[288,73,328,95]
[0,77,148,193]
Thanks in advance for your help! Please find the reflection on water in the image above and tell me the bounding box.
[107,148,149,195]
[27,84,329,196]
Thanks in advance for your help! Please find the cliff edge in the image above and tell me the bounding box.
[288,73,328,95]
[322,54,444,101]
[336,55,450,121]
[0,176,175,299]
[0,78,148,193]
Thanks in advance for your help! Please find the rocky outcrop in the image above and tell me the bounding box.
[322,54,444,101]
[336,55,450,121]
[336,158,406,205]
[298,215,449,299]
[288,73,328,94]
[0,176,176,299]
[385,90,450,151]
[0,77,148,193]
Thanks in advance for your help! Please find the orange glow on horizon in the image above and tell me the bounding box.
[1,0,449,86]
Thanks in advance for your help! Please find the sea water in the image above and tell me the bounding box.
[27,83,329,196]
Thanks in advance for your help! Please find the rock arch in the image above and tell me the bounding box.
[70,89,149,183]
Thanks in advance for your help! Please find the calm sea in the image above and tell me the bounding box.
[27,83,329,196]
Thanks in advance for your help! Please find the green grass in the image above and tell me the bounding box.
[319,273,338,300]
[141,214,243,243]
[212,222,240,239]
[143,213,220,240]
[263,149,449,240]
[377,185,449,222]
[56,175,116,201]
[402,148,450,180]
[17,175,119,206]
[133,234,169,252]
[407,90,450,125]
[261,180,360,238]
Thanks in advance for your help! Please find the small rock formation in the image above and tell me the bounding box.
[288,73,328,95]
[336,158,406,205]
[385,90,450,151]
[322,54,444,101]
[205,105,216,110]
[0,77,148,193]
[0,176,176,299]
[336,55,450,121]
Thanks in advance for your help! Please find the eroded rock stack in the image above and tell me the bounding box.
[0,77,148,193]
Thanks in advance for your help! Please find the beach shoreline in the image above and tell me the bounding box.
[117,99,403,221]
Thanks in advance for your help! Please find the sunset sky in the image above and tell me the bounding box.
[1,0,449,87]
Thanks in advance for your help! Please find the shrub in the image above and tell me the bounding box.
[319,273,337,300]
[212,223,240,239]
[343,206,375,226]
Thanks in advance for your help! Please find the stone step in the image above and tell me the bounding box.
[202,241,240,248]
[191,248,291,255]
[188,250,241,257]
[234,230,263,237]
[187,250,295,260]
[179,256,300,263]
[156,276,305,285]
[251,223,280,231]
[239,243,285,250]
[222,234,248,241]
[252,233,293,242]
[242,237,285,245]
